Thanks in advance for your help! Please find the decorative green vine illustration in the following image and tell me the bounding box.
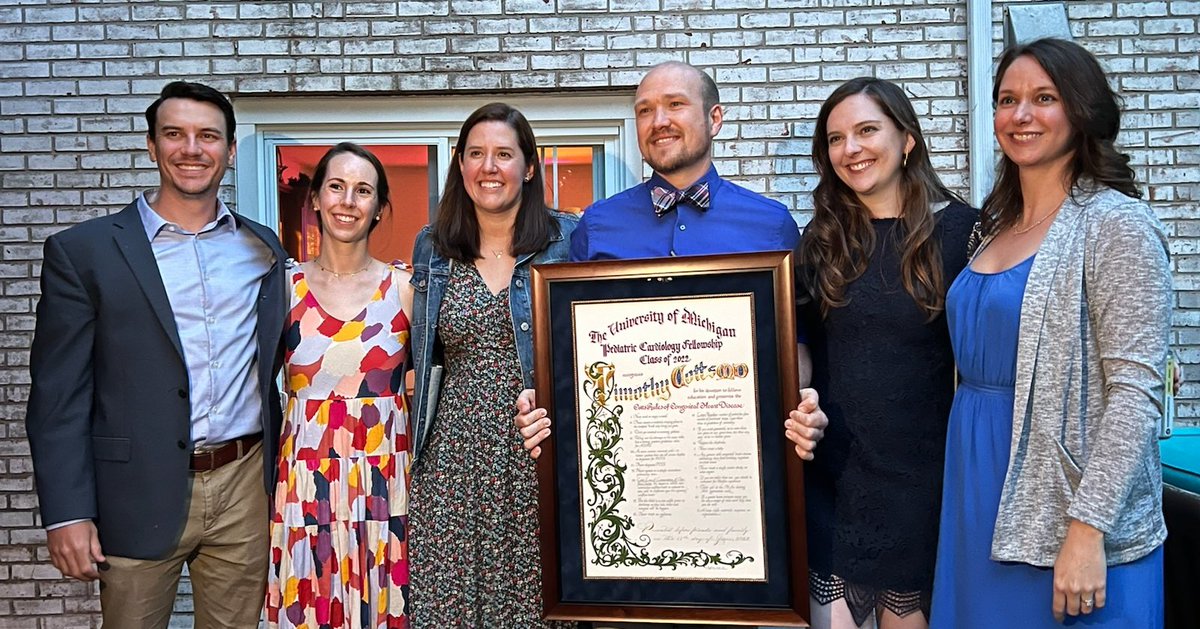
[582,361,753,571]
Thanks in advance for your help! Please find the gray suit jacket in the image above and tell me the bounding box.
[977,185,1171,567]
[25,201,287,559]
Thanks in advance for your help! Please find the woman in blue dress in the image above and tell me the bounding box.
[931,38,1171,628]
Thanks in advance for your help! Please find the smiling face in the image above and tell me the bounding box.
[146,98,234,201]
[459,119,534,217]
[312,152,381,245]
[994,54,1075,178]
[823,92,915,214]
[634,63,722,188]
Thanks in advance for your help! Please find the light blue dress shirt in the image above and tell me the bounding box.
[136,194,273,447]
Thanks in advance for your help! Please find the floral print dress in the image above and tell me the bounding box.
[267,261,411,629]
[408,261,572,629]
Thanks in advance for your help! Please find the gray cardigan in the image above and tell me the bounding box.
[976,185,1171,567]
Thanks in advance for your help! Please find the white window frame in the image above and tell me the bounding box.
[232,94,640,228]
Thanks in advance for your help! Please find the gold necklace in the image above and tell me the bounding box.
[313,257,371,279]
[1013,205,1061,235]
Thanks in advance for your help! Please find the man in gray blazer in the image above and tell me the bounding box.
[25,81,286,627]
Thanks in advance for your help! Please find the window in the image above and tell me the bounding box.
[276,143,434,264]
[234,95,638,261]
[540,145,602,214]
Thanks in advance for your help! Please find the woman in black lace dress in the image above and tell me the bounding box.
[794,78,977,629]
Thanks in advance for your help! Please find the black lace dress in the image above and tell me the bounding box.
[798,202,976,625]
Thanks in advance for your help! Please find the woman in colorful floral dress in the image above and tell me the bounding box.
[266,142,414,629]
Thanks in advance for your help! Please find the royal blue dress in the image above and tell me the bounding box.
[931,255,1163,628]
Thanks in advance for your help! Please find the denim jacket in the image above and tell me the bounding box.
[409,211,579,459]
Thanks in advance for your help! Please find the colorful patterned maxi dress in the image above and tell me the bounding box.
[267,261,412,629]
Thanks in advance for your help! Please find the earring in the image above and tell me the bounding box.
[374,213,381,221]
[902,151,909,168]
[524,175,532,182]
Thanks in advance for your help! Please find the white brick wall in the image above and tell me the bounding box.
[0,1,1196,625]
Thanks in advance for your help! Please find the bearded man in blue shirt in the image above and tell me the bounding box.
[514,61,826,629]
[518,60,825,464]
[571,61,802,262]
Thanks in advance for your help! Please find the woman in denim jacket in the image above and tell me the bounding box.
[406,102,577,628]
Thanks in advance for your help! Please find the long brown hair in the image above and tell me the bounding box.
[432,103,555,261]
[801,77,959,320]
[982,38,1141,237]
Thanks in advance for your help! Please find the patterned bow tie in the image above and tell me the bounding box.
[651,182,711,217]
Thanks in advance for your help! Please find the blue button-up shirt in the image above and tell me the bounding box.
[137,194,273,447]
[569,165,800,261]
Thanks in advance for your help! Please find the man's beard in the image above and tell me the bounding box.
[644,142,710,176]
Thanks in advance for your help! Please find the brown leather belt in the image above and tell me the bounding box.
[189,434,262,472]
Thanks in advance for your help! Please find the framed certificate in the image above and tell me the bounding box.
[531,251,809,625]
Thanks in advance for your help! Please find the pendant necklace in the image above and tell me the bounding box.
[314,257,371,279]
[1013,206,1061,235]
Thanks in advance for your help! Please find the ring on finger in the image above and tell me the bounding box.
[1082,598,1094,608]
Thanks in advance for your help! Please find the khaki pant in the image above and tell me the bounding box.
[98,442,269,629]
